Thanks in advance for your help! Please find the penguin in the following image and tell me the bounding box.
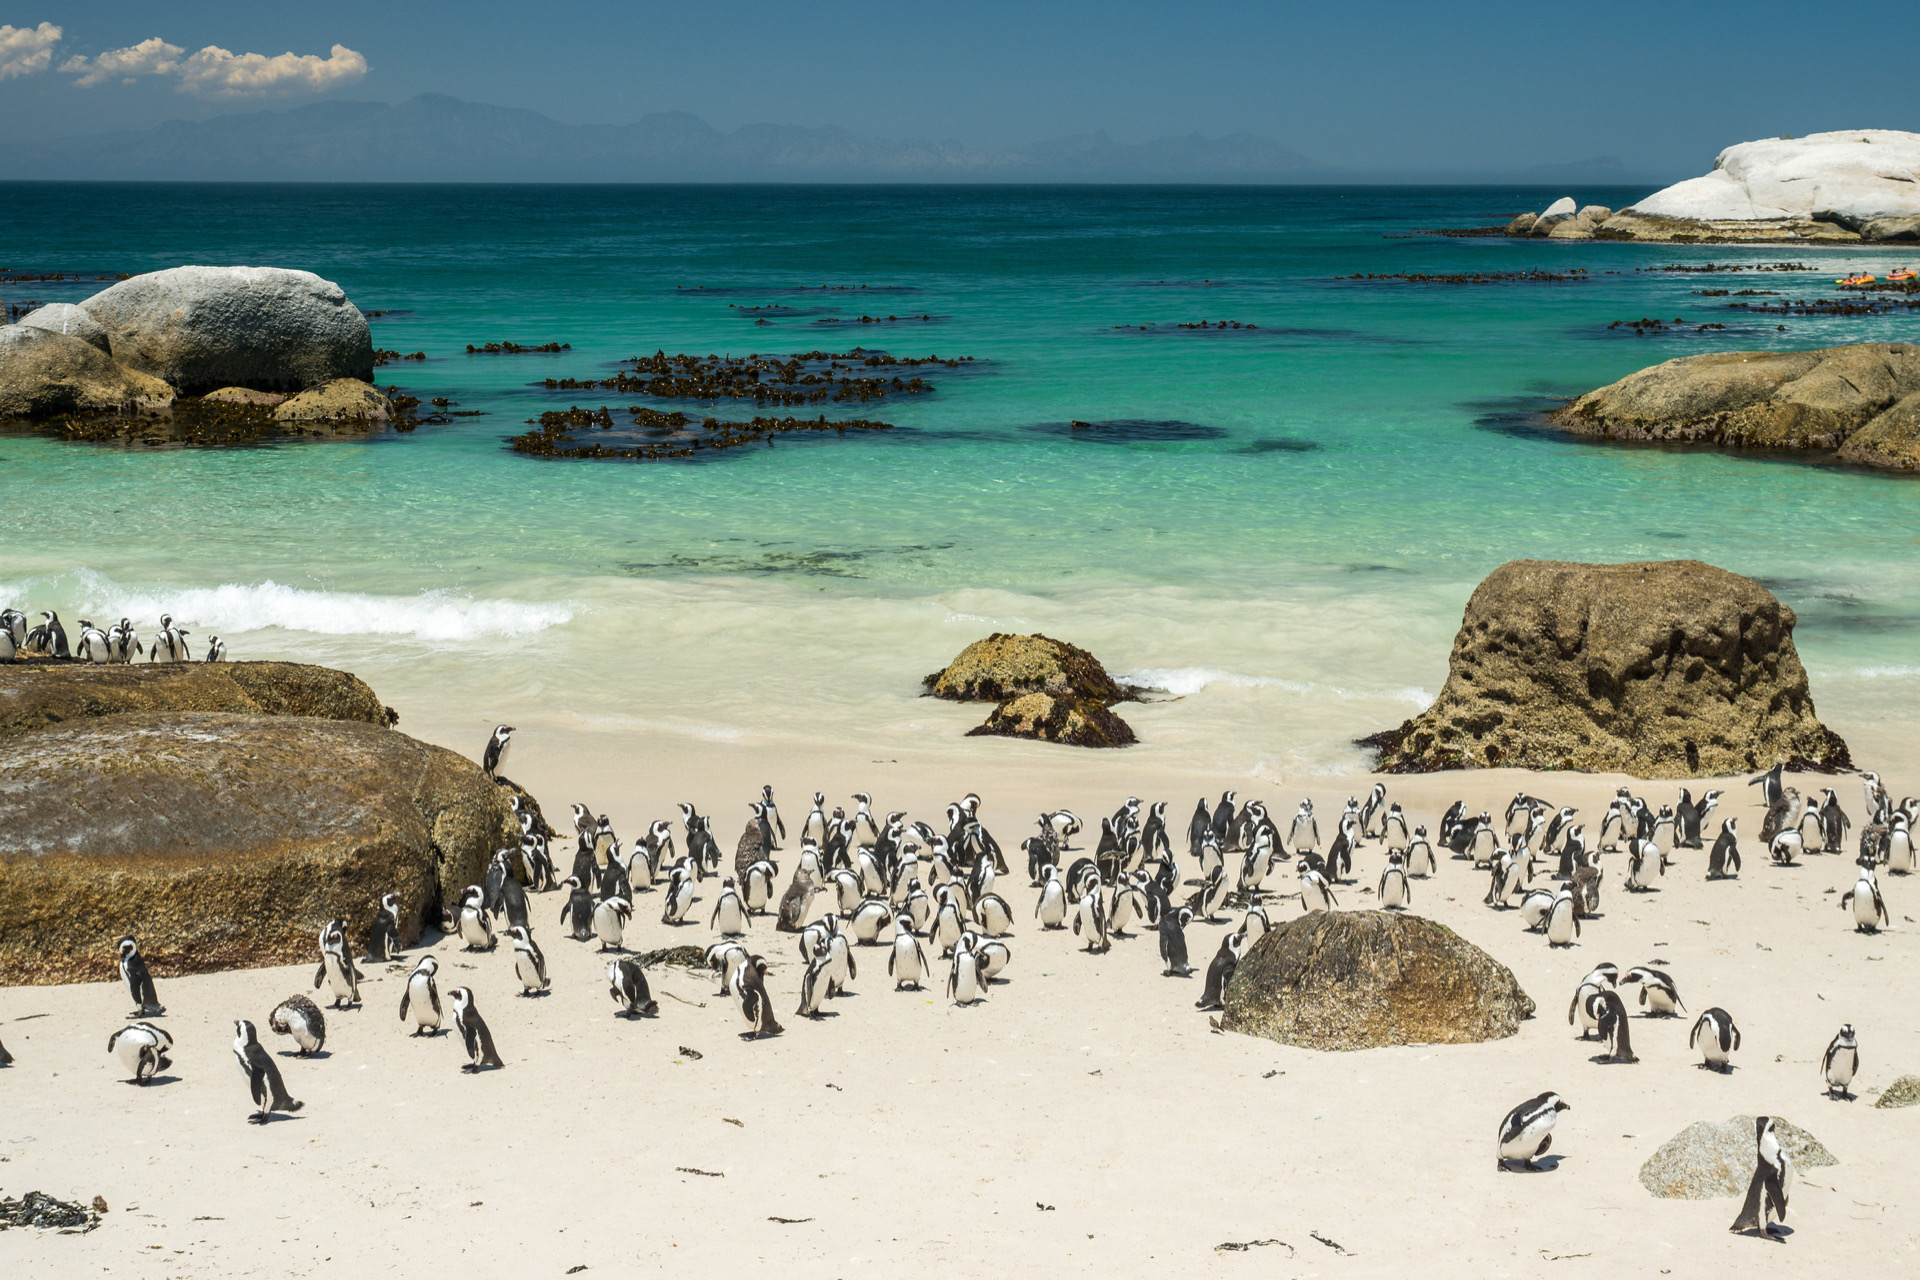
[796,947,836,1018]
[39,610,70,658]
[1137,800,1170,860]
[450,988,503,1071]
[0,607,24,656]
[974,890,1015,937]
[75,620,111,663]
[1504,792,1543,840]
[738,859,777,916]
[958,930,1010,982]
[269,994,327,1056]
[203,635,226,662]
[1190,863,1232,921]
[398,955,443,1035]
[947,941,985,1005]
[232,1018,302,1121]
[1749,763,1785,808]
[607,958,658,1017]
[1707,818,1741,879]
[1358,783,1387,838]
[1496,1092,1569,1171]
[1862,772,1891,826]
[1818,789,1850,854]
[850,897,895,943]
[1196,930,1244,1010]
[1586,989,1637,1063]
[455,885,495,951]
[1286,799,1319,855]
[1240,901,1270,949]
[1106,873,1146,937]
[903,878,934,933]
[104,618,139,661]
[1210,791,1237,849]
[1518,886,1556,932]
[760,784,786,847]
[803,792,829,845]
[662,863,699,924]
[312,918,362,1009]
[596,846,631,905]
[1818,1023,1859,1100]
[1690,1007,1741,1072]
[732,954,783,1037]
[709,877,748,936]
[108,1022,174,1084]
[1381,803,1410,853]
[1071,887,1110,953]
[706,941,749,995]
[365,892,403,962]
[1840,861,1889,932]
[889,914,931,990]
[1620,965,1684,1016]
[1674,788,1702,848]
[1405,826,1435,877]
[929,884,966,955]
[1625,838,1668,892]
[1545,884,1580,946]
[593,894,633,951]
[1729,1115,1793,1238]
[1159,905,1194,977]
[1484,849,1524,908]
[822,923,856,993]
[1033,864,1068,929]
[852,791,880,844]
[1540,806,1577,861]
[558,875,595,939]
[1769,827,1804,866]
[505,925,549,995]
[1326,821,1356,881]
[117,935,165,1017]
[1297,858,1337,914]
[1649,804,1676,851]
[1568,963,1619,1038]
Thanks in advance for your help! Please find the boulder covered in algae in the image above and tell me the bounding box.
[0,660,393,740]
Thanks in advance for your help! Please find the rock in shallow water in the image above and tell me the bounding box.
[965,692,1137,748]
[16,302,110,353]
[0,711,514,984]
[1220,910,1534,1050]
[924,632,1132,704]
[1365,559,1848,778]
[273,378,392,421]
[78,265,375,393]
[1639,1116,1835,1198]
[0,325,175,418]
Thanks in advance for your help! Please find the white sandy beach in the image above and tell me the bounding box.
[4,715,1917,1278]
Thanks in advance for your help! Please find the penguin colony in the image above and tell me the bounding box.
[0,607,228,664]
[43,732,1905,1243]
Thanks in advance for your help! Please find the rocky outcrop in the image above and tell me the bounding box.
[1497,199,1613,240]
[1875,1075,1920,1108]
[927,633,1138,746]
[925,632,1132,703]
[0,660,393,740]
[1552,344,1920,469]
[78,266,375,393]
[1639,1116,1835,1198]
[0,710,514,985]
[203,386,287,407]
[17,302,110,352]
[0,325,175,418]
[1364,560,1848,778]
[1220,911,1534,1050]
[273,378,391,421]
[1618,130,1920,242]
[965,692,1137,748]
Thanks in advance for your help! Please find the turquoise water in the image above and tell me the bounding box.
[2,182,1916,769]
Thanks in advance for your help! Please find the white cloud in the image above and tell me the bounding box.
[0,21,61,79]
[176,43,368,98]
[59,36,184,88]
[58,36,367,97]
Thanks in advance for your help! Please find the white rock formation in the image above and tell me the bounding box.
[1629,130,1920,233]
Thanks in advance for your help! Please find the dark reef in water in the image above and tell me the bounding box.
[467,341,570,354]
[536,349,971,407]
[8,387,432,448]
[508,405,893,459]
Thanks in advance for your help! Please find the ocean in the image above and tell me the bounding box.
[2,181,1916,775]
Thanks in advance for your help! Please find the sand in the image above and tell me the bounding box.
[4,720,1918,1277]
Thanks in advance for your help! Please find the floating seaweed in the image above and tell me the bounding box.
[815,314,941,324]
[508,405,894,459]
[373,349,427,366]
[466,341,570,354]
[1729,295,1920,316]
[537,348,971,406]
[1033,419,1228,443]
[1637,262,1812,273]
[1343,269,1604,284]
[1111,320,1262,331]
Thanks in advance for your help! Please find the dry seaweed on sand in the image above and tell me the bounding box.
[0,1191,102,1233]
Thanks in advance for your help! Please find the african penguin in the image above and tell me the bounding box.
[1496,1092,1569,1171]
[607,958,658,1017]
[1159,905,1194,977]
[1544,885,1580,946]
[1690,1007,1741,1072]
[1378,850,1411,910]
[507,925,550,994]
[365,892,403,963]
[232,1019,302,1121]
[732,954,783,1037]
[889,915,931,990]
[1840,861,1889,932]
[1195,930,1244,1011]
[1707,818,1741,879]
[108,1021,174,1084]
[947,941,985,1005]
[312,918,363,1009]
[398,955,443,1034]
[1620,965,1684,1016]
[1729,1116,1792,1237]
[450,987,503,1071]
[269,995,327,1056]
[117,935,165,1017]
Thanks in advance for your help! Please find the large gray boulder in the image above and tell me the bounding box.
[0,325,175,418]
[17,302,110,352]
[1364,560,1849,778]
[1552,343,1920,467]
[0,710,515,985]
[78,265,375,393]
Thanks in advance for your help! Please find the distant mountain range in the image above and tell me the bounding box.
[0,93,1336,183]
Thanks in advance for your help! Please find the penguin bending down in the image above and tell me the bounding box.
[1567,963,1619,1038]
[1690,1007,1741,1072]
[450,988,503,1071]
[365,892,403,963]
[109,1022,174,1084]
[1769,828,1804,866]
[1196,930,1244,1010]
[1297,858,1338,914]
[1822,1024,1858,1100]
[851,897,895,943]
[1496,1092,1569,1171]
[732,954,783,1037]
[1840,863,1889,933]
[1518,887,1555,932]
[889,915,931,990]
[1159,906,1194,977]
[607,958,658,1017]
[269,995,327,1056]
[118,935,165,1017]
[706,941,749,995]
[1729,1116,1793,1238]
[1625,839,1668,892]
[1620,965,1683,1016]
[796,948,836,1017]
[232,1019,303,1121]
[398,956,443,1034]
[1584,989,1637,1063]
[507,925,550,994]
[1706,819,1741,879]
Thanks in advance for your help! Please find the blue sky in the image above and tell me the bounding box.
[4,1,1918,175]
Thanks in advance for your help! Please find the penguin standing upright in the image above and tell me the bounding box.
[1840,860,1889,932]
[365,892,403,962]
[1568,963,1619,1038]
[117,935,165,1017]
[947,941,985,1006]
[1406,826,1435,877]
[732,954,783,1038]
[1818,788,1851,854]
[1378,850,1411,909]
[1707,819,1741,879]
[312,918,362,1009]
[269,995,327,1056]
[507,925,549,995]
[450,988,503,1071]
[232,1019,303,1121]
[398,955,443,1035]
[1545,885,1580,946]
[1159,905,1194,976]
[1496,1092,1570,1171]
[889,914,930,990]
[592,894,633,951]
[1729,1115,1792,1237]
[1195,930,1244,1010]
[1297,858,1338,913]
[560,876,596,939]
[456,886,495,951]
[1070,887,1110,954]
[1822,1024,1859,1099]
